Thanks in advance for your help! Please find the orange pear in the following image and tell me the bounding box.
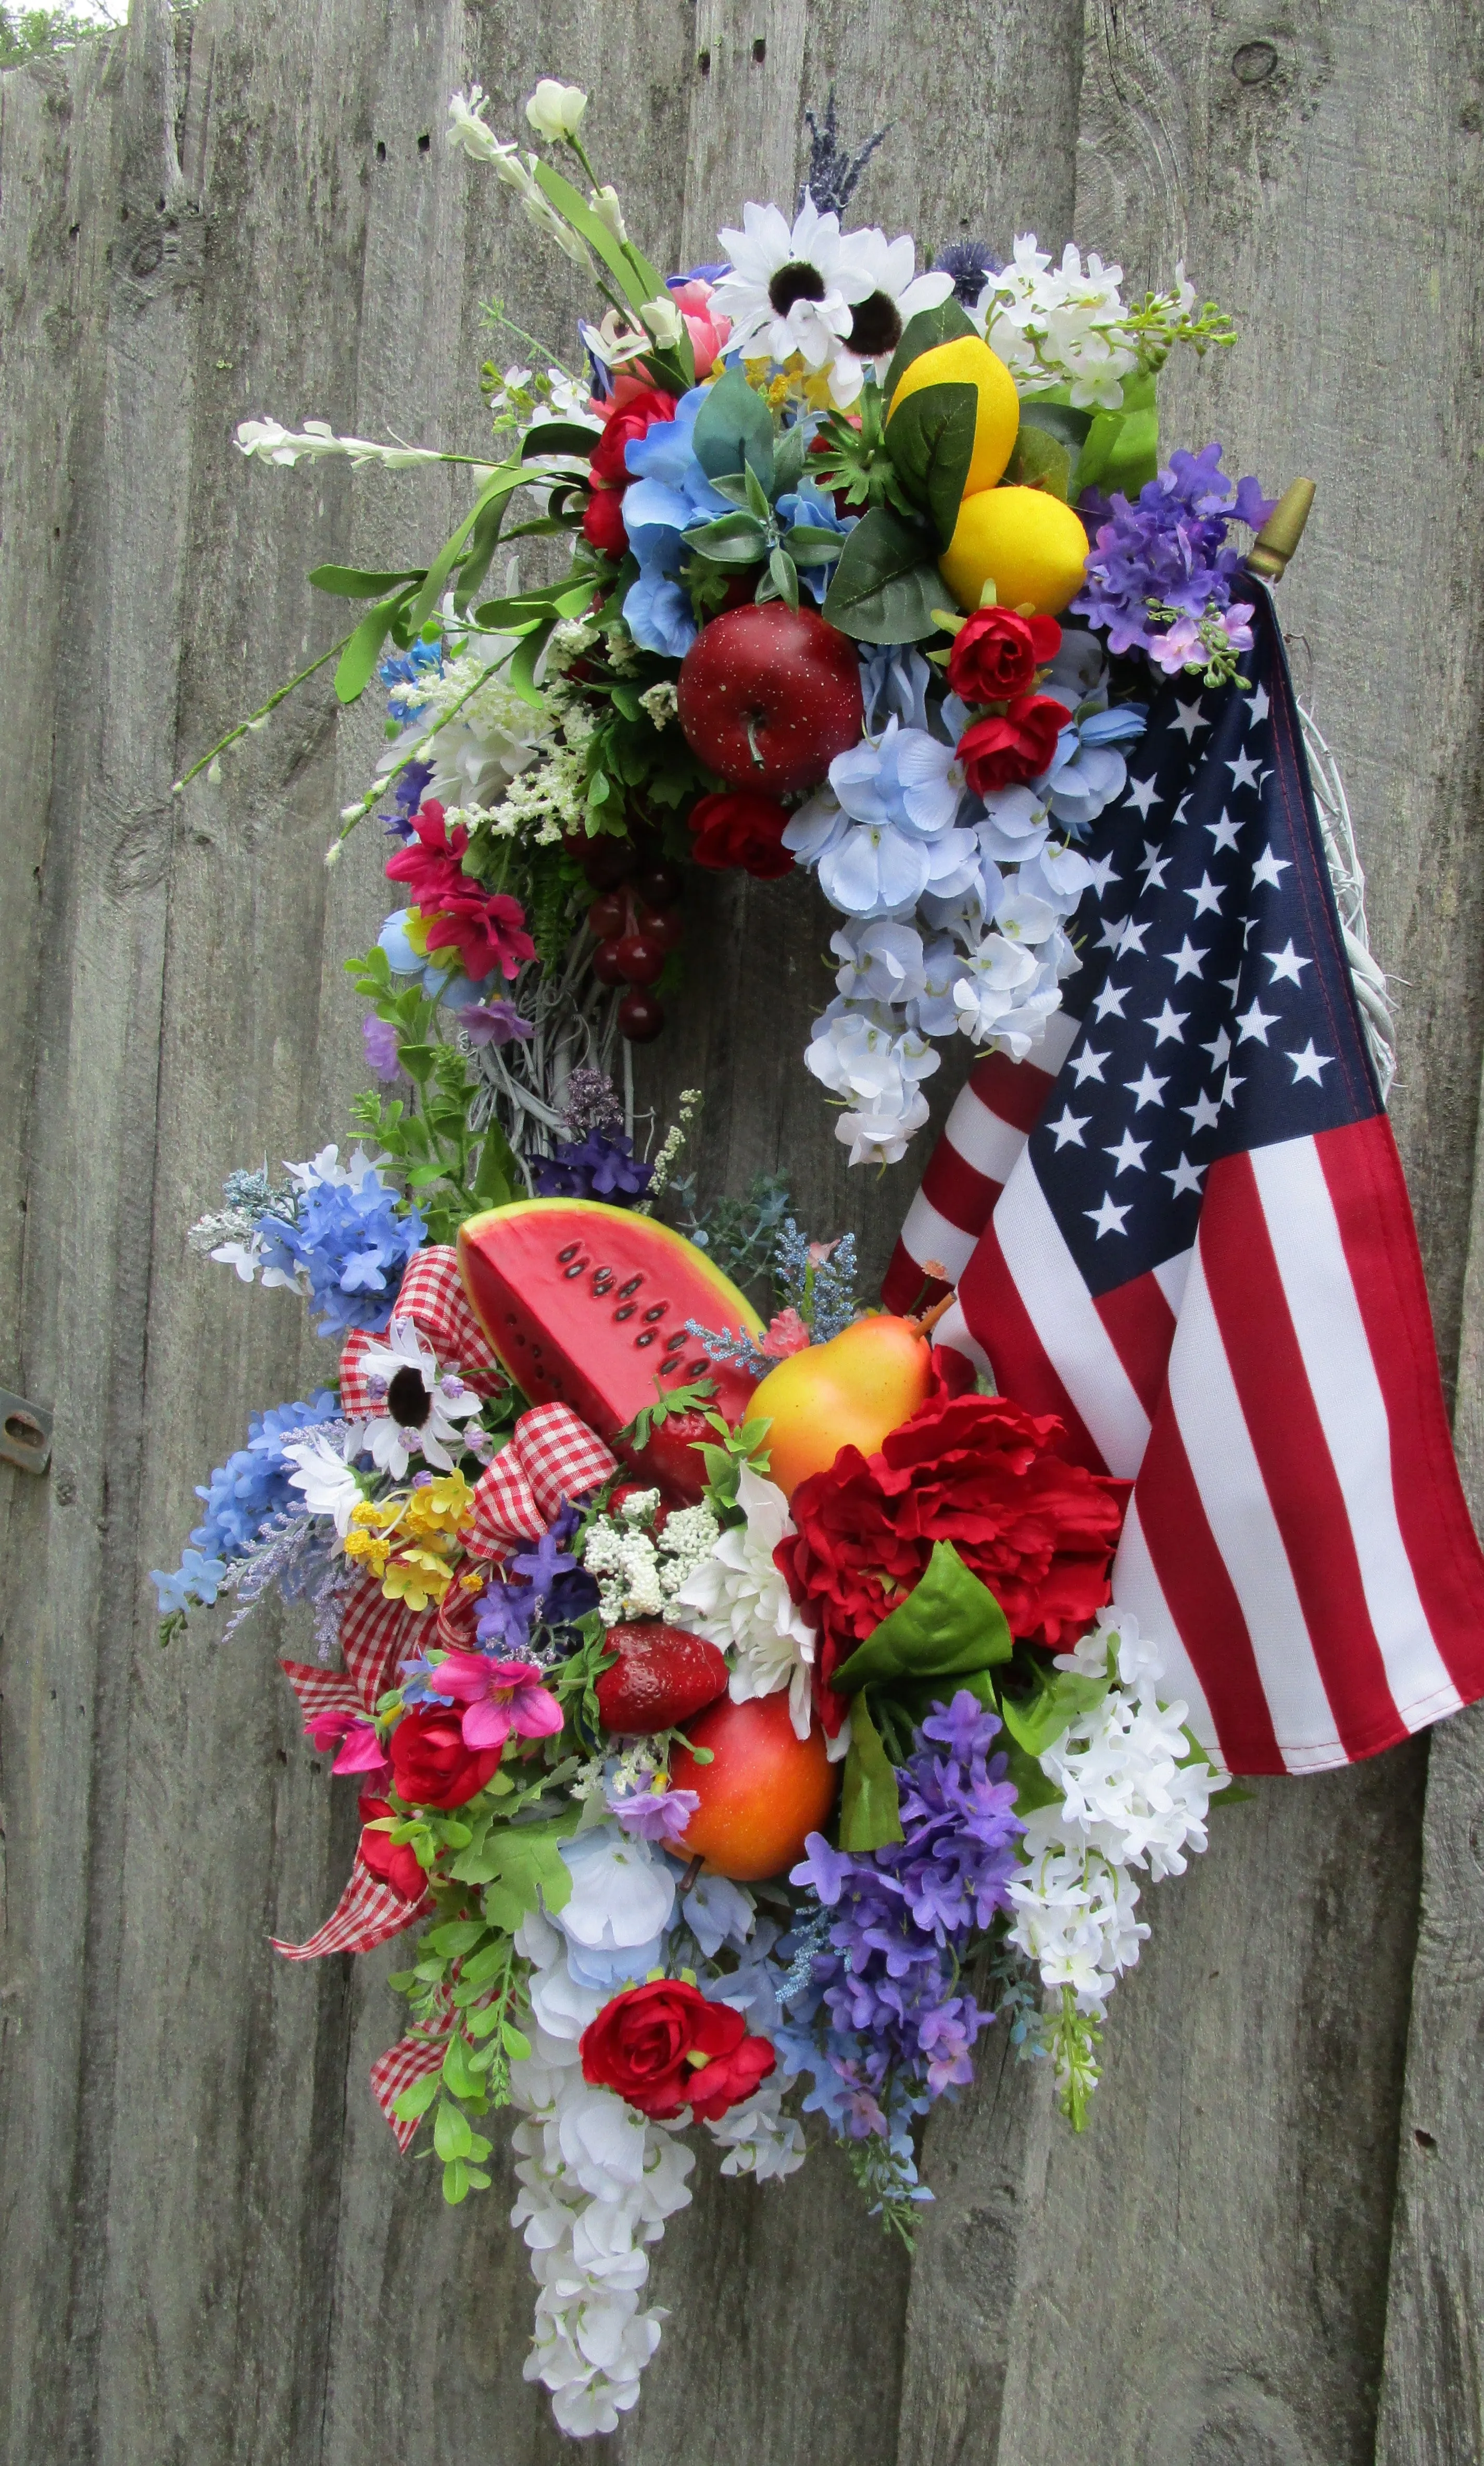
[752,1311,940,1500]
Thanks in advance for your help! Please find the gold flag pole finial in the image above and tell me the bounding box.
[1244,477,1316,584]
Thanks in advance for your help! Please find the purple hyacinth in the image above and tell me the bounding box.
[1074,443,1276,658]
[473,1502,598,1651]
[362,1014,404,1082]
[532,1129,653,1204]
[785,1689,1024,2109]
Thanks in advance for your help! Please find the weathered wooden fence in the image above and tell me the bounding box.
[4,1,1484,2457]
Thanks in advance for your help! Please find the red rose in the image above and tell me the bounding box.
[947,607,1062,704]
[583,385,677,560]
[385,802,538,982]
[357,1794,429,1901]
[776,1391,1129,1731]
[687,788,796,880]
[388,1706,504,1809]
[957,694,1067,794]
[582,483,630,558]
[580,1979,776,2121]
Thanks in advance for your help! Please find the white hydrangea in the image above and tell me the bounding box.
[1007,1609,1225,2019]
[803,1000,939,1167]
[670,1464,819,1738]
[706,2067,807,2182]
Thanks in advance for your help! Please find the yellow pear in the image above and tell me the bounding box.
[751,1316,936,1500]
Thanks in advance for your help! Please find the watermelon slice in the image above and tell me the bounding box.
[457,1199,763,1498]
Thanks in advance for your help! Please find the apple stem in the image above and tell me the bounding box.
[679,1852,705,1893]
[745,714,766,770]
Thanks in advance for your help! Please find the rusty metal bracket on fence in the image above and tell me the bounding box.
[0,1390,53,1474]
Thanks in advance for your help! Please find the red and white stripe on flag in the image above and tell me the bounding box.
[935,1101,1484,1775]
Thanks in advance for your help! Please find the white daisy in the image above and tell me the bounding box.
[710,197,861,371]
[827,228,954,405]
[670,1463,819,1740]
[349,1315,482,1478]
[282,1428,362,1536]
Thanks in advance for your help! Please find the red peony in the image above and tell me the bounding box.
[947,606,1062,705]
[687,788,796,880]
[388,1705,504,1809]
[957,695,1067,794]
[580,1979,776,2122]
[776,1391,1129,1731]
[384,802,538,983]
[357,1794,429,1901]
[582,383,677,559]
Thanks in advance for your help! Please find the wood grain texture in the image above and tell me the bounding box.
[3,3,1483,2460]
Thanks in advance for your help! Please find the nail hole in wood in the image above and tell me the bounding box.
[375,139,386,161]
[418,131,431,153]
[1231,39,1278,84]
[698,48,710,74]
[752,35,766,61]
[1414,2128,1438,2151]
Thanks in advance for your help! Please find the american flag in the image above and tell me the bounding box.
[884,590,1484,1775]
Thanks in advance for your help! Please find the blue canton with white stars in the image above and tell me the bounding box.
[1031,592,1379,1295]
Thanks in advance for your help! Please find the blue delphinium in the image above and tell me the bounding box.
[256,1170,426,1338]
[152,1391,340,1611]
[778,1692,1024,2145]
[531,1130,653,1205]
[1074,443,1275,658]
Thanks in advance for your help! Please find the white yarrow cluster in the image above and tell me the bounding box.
[581,1492,721,1626]
[1007,1609,1225,2017]
[379,639,548,816]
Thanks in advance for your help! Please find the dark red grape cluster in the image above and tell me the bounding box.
[567,833,684,1044]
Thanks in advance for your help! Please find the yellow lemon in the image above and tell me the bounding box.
[887,336,1020,497]
[938,485,1090,617]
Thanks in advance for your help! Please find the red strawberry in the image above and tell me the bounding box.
[596,1621,728,1734]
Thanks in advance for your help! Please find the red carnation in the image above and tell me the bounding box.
[384,802,538,983]
[776,1391,1128,1732]
[687,788,796,880]
[580,1979,776,2122]
[947,606,1062,704]
[388,1705,504,1810]
[357,1794,429,1901]
[957,694,1067,794]
[582,383,676,560]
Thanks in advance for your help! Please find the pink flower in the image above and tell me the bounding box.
[425,1650,564,1751]
[761,1307,810,1359]
[1146,615,1202,676]
[305,1707,390,1780]
[670,279,732,378]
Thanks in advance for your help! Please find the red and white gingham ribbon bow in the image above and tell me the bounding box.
[467,1400,617,1556]
[369,1990,457,2150]
[337,1244,504,1418]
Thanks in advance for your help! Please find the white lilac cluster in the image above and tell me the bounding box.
[787,637,1141,1167]
[234,417,460,471]
[508,1831,802,2433]
[975,236,1200,410]
[580,1491,722,1626]
[670,1463,824,1746]
[1006,1610,1224,2043]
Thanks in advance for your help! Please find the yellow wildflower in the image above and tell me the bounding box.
[343,1529,391,1576]
[403,1470,476,1538]
[382,1547,454,1611]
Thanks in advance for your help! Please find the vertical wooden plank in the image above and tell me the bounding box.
[961,4,1484,2460]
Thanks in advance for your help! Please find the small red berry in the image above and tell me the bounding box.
[587,890,628,940]
[634,904,683,954]
[618,988,665,1042]
[592,938,629,987]
[581,835,638,889]
[614,933,665,986]
[634,862,684,908]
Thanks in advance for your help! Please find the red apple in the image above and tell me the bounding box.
[677,604,864,794]
[596,1621,729,1734]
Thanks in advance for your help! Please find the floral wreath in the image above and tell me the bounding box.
[154,78,1309,2440]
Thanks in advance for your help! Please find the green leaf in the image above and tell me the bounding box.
[509,620,556,709]
[396,1041,437,1085]
[838,1694,906,1852]
[685,510,769,567]
[998,1668,1110,1760]
[391,2069,440,2125]
[501,2020,533,2061]
[433,2097,473,2161]
[768,545,800,610]
[1068,370,1159,498]
[1018,400,1096,455]
[1003,1735,1064,1815]
[426,1918,491,1958]
[1005,423,1073,502]
[785,523,850,564]
[441,2033,483,2100]
[442,2158,470,2205]
[472,1115,519,1208]
[883,296,978,400]
[773,420,808,495]
[821,505,943,644]
[479,1815,577,1934]
[521,419,603,461]
[884,379,978,543]
[691,368,775,489]
[532,159,647,307]
[832,1540,1014,1697]
[335,588,412,704]
[310,563,426,597]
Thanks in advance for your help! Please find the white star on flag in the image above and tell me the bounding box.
[1125,1063,1168,1110]
[1171,700,1210,742]
[1125,777,1159,818]
[1206,809,1243,854]
[1252,846,1290,890]
[1162,1152,1206,1197]
[1265,939,1311,985]
[1085,1193,1131,1237]
[1070,1045,1109,1085]
[1186,873,1225,917]
[1146,1002,1188,1045]
[1104,1128,1149,1175]
[1235,999,1280,1045]
[1227,750,1262,790]
[1287,1040,1333,1084]
[1165,938,1209,981]
[1048,1106,1089,1148]
[1182,1088,1222,1134]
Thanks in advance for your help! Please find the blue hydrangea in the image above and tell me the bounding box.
[256,1176,426,1338]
